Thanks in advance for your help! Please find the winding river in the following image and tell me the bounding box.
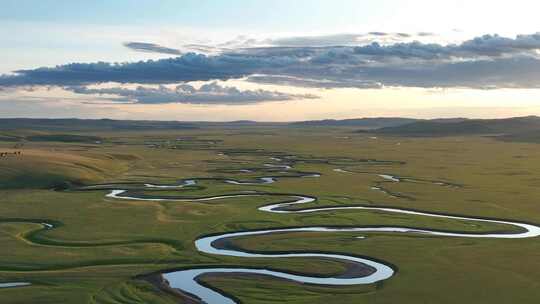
[100,156,540,304]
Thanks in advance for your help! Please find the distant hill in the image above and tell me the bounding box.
[0,117,420,131]
[228,120,258,124]
[0,118,197,131]
[290,117,419,129]
[371,116,540,137]
[4,117,540,142]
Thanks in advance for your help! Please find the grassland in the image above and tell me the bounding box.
[1,127,540,303]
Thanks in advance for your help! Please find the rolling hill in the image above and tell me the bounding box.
[290,117,419,129]
[370,116,540,138]
[0,118,197,131]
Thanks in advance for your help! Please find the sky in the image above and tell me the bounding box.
[2,0,540,121]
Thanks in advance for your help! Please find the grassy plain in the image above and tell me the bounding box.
[1,127,540,303]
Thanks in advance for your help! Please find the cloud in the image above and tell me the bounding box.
[246,32,428,47]
[265,34,368,47]
[458,33,540,56]
[0,53,279,86]
[396,33,412,38]
[353,41,450,59]
[246,56,540,89]
[123,42,183,55]
[2,33,540,90]
[347,56,540,89]
[68,82,318,105]
[246,75,383,89]
[368,32,389,36]
[353,33,540,59]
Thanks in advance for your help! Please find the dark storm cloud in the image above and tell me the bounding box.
[68,82,318,105]
[2,33,540,90]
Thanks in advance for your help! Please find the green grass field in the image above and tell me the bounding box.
[1,127,540,303]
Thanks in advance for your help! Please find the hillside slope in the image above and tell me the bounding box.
[0,148,132,189]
